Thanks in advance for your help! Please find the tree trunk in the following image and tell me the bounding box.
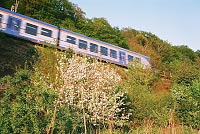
[108,118,113,134]
[46,101,58,134]
[83,106,87,134]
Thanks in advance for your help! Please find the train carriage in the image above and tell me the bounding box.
[59,28,151,67]
[59,28,120,64]
[0,7,59,45]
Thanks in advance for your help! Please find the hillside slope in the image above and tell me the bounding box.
[0,33,38,77]
[0,1,199,132]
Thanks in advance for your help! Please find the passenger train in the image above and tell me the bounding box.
[0,7,151,67]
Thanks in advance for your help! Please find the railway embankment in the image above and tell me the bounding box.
[0,32,38,77]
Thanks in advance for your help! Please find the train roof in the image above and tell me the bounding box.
[0,7,58,29]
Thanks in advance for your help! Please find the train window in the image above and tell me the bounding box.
[7,17,21,31]
[7,17,13,28]
[41,28,52,37]
[90,43,98,53]
[25,23,38,36]
[110,49,117,59]
[100,46,108,56]
[128,55,134,62]
[67,36,76,44]
[79,39,87,50]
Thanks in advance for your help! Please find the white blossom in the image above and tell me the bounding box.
[57,54,130,126]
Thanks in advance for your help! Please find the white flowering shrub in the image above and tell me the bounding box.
[58,54,131,129]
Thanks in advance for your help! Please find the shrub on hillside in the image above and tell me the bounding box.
[122,65,175,127]
[171,80,200,128]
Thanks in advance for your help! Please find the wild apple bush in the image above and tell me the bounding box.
[57,54,132,133]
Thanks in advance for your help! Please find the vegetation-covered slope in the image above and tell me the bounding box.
[0,46,199,133]
[1,0,200,89]
[0,33,38,77]
[0,0,199,133]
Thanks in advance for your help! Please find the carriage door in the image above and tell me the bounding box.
[119,51,126,65]
[6,16,21,35]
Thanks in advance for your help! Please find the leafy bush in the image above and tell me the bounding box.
[171,80,200,128]
[0,69,84,133]
[121,66,175,127]
[0,70,54,133]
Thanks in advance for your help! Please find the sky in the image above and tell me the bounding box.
[69,0,200,51]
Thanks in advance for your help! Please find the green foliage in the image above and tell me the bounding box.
[122,66,175,127]
[0,68,85,133]
[196,50,200,57]
[135,33,148,46]
[166,60,200,85]
[0,33,38,78]
[121,28,200,87]
[171,80,200,128]
[34,46,60,85]
[128,87,174,127]
[75,17,129,49]
[175,45,197,61]
[127,65,155,87]
[91,18,129,48]
[53,107,85,134]
[5,0,77,27]
[0,70,55,133]
[0,48,87,133]
[129,125,198,134]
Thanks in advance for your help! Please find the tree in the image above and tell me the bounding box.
[166,59,200,85]
[57,54,132,133]
[175,45,197,61]
[135,33,148,47]
[196,50,200,57]
[87,18,129,49]
[171,80,200,128]
[0,0,78,27]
